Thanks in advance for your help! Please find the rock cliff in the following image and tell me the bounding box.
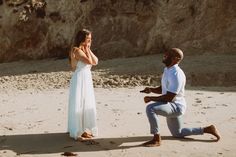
[0,0,235,62]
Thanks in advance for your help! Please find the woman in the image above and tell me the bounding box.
[68,29,98,140]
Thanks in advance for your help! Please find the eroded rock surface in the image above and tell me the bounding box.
[0,0,235,62]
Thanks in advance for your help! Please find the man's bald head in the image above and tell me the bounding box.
[162,48,184,67]
[170,48,184,63]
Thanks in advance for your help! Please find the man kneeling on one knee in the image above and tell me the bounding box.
[141,48,220,147]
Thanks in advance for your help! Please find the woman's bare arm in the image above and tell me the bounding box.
[74,48,96,65]
[88,49,98,65]
[85,44,98,65]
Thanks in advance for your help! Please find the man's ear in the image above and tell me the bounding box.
[172,56,178,63]
[174,56,181,62]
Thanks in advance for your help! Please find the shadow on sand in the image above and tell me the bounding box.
[0,133,217,155]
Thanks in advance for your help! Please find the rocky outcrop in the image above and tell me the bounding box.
[0,0,235,62]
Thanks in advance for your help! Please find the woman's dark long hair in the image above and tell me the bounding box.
[69,29,91,64]
[73,29,91,47]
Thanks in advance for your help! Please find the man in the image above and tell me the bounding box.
[141,48,220,147]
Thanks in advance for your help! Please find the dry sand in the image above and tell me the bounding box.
[0,54,236,157]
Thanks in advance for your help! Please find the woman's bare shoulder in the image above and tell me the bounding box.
[73,47,84,54]
[73,47,86,60]
[72,47,80,52]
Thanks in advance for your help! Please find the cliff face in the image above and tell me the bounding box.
[0,0,235,62]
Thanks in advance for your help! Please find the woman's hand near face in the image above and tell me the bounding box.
[85,42,90,49]
[84,34,92,50]
[81,33,98,65]
[74,48,95,65]
[84,43,91,54]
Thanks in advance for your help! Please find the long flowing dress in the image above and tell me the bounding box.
[68,60,98,140]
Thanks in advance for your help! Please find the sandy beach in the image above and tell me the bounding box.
[0,54,236,157]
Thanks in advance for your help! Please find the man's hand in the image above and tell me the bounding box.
[144,96,152,103]
[140,87,151,94]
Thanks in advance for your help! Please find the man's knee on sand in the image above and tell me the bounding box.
[169,129,185,138]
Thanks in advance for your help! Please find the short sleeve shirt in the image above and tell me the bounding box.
[161,64,186,114]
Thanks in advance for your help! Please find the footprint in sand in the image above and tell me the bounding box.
[111,123,117,127]
[192,104,200,107]
[229,117,236,122]
[112,109,120,114]
[202,106,216,109]
[4,127,13,131]
[196,93,204,95]
[216,104,228,107]
[195,99,202,103]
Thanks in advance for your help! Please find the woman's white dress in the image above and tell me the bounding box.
[68,60,98,140]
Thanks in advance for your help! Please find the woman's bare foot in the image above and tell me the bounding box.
[203,125,221,141]
[82,132,93,138]
[143,134,161,147]
[77,132,94,141]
